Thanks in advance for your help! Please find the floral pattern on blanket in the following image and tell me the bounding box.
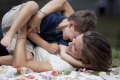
[0,65,120,80]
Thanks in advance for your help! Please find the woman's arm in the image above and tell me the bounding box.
[59,45,92,68]
[12,26,53,72]
[39,0,74,17]
[28,0,74,33]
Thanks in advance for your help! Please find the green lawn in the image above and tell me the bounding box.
[97,15,120,67]
[112,49,120,67]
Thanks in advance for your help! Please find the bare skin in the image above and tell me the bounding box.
[1,0,89,70]
[0,50,33,65]
[12,25,53,72]
[0,1,39,51]
[1,0,74,54]
[12,26,92,72]
[28,0,74,54]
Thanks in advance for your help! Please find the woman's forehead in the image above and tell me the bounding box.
[75,34,84,50]
[76,34,83,40]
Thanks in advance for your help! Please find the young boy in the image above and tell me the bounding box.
[0,0,75,52]
[28,10,97,54]
[27,0,97,54]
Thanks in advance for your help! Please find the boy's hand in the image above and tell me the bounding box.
[27,14,41,34]
[46,43,60,54]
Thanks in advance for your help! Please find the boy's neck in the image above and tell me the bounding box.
[56,19,69,32]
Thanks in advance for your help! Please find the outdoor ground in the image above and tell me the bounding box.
[97,15,120,67]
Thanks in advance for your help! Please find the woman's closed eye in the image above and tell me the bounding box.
[74,46,77,51]
[74,43,78,51]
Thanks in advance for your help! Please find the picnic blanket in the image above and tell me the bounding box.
[0,65,120,80]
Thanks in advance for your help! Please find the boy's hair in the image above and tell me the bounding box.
[82,31,112,71]
[68,10,97,33]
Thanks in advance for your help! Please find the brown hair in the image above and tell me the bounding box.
[68,10,97,33]
[82,31,112,71]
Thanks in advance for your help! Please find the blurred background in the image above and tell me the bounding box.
[0,0,120,66]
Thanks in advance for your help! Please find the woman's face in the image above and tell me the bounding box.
[66,34,84,60]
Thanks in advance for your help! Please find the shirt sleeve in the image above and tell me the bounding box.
[59,38,69,46]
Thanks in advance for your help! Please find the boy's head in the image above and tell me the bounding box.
[68,10,97,33]
[63,10,97,41]
[66,31,112,71]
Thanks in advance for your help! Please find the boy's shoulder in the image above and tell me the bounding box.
[46,12,65,20]
[41,12,66,29]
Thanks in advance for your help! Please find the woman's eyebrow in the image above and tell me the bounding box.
[74,43,78,51]
[74,43,77,51]
[74,38,81,53]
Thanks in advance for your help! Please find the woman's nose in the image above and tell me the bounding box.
[68,41,74,46]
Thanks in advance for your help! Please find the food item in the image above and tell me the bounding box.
[51,71,59,76]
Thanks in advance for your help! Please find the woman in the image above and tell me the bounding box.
[12,25,112,72]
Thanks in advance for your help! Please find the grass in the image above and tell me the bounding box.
[97,15,120,67]
[112,49,120,59]
[112,49,120,67]
[97,15,120,48]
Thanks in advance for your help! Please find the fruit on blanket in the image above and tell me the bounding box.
[25,75,35,79]
[17,68,21,74]
[17,68,24,74]
[16,78,26,80]
[51,71,59,76]
[17,68,30,74]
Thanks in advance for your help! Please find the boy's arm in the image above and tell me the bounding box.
[59,45,92,68]
[28,32,59,54]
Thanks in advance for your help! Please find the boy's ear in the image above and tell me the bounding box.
[68,21,75,27]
